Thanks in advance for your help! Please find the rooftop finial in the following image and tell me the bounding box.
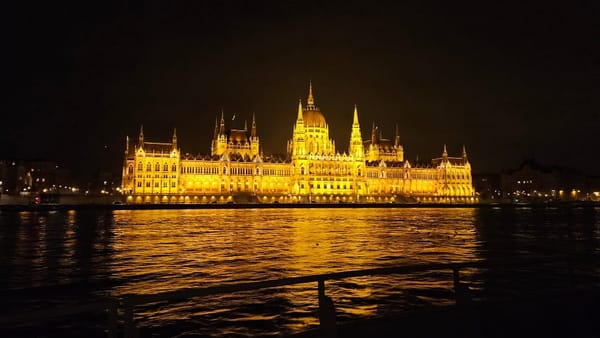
[251,112,257,138]
[462,145,467,158]
[139,125,144,145]
[353,104,359,125]
[443,144,448,158]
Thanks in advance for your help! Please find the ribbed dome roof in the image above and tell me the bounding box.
[303,108,327,128]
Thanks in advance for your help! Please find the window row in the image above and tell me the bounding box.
[136,181,177,188]
[137,162,177,172]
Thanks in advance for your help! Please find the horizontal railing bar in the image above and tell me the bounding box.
[124,255,591,306]
[124,261,487,306]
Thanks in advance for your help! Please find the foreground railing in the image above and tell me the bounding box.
[120,257,581,338]
[0,257,591,338]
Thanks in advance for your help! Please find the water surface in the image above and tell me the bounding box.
[1,207,598,336]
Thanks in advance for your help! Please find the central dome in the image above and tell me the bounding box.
[302,81,327,128]
[303,108,327,128]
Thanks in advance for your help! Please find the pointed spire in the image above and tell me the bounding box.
[138,125,144,145]
[353,104,359,125]
[251,112,257,138]
[371,122,377,144]
[307,81,315,106]
[443,144,448,158]
[213,116,218,139]
[462,145,467,159]
[125,135,129,154]
[172,128,177,148]
[244,119,247,131]
[297,99,304,121]
[394,124,400,147]
[219,109,225,134]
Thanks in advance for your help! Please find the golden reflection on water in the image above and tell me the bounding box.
[108,208,479,329]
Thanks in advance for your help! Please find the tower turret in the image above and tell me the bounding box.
[349,104,364,159]
[250,112,259,157]
[290,99,307,159]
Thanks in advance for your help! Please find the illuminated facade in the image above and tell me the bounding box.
[122,84,474,203]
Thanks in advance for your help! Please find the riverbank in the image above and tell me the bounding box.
[0,201,598,212]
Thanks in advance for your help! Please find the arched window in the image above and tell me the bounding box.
[155,163,160,171]
[163,163,168,171]
[128,165,133,174]
[172,164,177,172]
[301,166,305,175]
[138,162,143,171]
[146,163,152,171]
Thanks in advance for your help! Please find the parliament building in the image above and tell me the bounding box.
[121,84,474,204]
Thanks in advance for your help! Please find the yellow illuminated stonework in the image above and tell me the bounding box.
[122,84,475,203]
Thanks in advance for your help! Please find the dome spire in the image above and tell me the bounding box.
[307,81,315,107]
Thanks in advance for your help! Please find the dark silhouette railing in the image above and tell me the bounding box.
[0,257,590,338]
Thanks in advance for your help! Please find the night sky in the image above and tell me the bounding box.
[6,1,600,183]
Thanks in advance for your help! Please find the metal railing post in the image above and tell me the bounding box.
[317,278,337,337]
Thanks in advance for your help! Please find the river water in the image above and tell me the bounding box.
[1,207,599,337]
